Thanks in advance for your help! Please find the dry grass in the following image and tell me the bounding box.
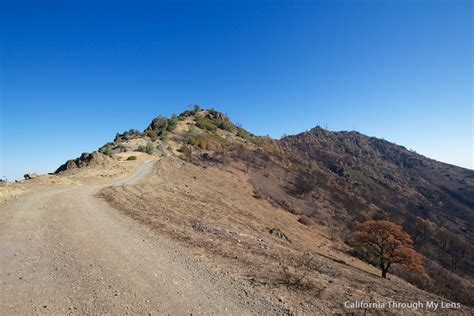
[0,184,25,204]
[0,152,153,206]
[98,156,465,314]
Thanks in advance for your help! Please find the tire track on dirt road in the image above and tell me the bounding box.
[0,159,280,314]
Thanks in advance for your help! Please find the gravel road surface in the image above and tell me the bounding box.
[0,160,280,314]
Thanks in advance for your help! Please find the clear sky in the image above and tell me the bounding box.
[1,0,472,180]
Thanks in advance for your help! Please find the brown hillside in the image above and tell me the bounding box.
[60,106,473,312]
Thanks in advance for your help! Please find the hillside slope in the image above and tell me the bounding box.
[278,128,474,303]
[58,106,474,312]
[100,156,470,314]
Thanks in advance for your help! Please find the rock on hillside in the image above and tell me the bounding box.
[55,151,116,174]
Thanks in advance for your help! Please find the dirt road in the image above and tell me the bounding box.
[0,160,279,314]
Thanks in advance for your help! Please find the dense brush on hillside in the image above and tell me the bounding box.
[278,128,474,304]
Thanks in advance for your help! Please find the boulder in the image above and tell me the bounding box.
[269,228,292,243]
[24,173,39,180]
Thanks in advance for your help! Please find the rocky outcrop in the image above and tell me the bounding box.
[204,111,225,122]
[55,151,114,174]
[269,228,292,243]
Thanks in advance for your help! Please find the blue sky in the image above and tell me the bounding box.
[1,0,472,180]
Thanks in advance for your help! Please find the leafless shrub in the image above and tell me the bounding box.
[191,220,228,236]
[297,215,315,226]
[178,145,193,162]
[292,169,319,197]
[279,254,315,291]
[267,196,303,215]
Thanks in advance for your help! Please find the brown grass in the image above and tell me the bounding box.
[99,157,470,314]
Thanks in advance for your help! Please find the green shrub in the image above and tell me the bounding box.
[195,116,217,131]
[194,110,236,132]
[147,116,168,137]
[99,143,114,156]
[236,127,251,139]
[126,155,137,161]
[146,114,179,138]
[167,114,178,131]
[145,142,155,154]
[217,119,234,131]
[187,133,225,150]
[144,129,158,141]
[195,114,234,131]
[138,142,155,154]
[161,130,170,140]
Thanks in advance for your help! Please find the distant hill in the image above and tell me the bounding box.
[278,126,474,303]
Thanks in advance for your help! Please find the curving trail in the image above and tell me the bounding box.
[0,160,278,314]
